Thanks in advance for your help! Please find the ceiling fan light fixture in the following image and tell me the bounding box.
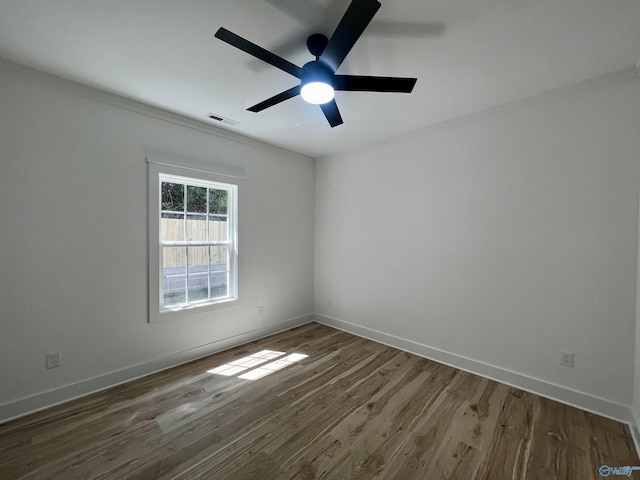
[300,81,334,104]
[215,0,416,127]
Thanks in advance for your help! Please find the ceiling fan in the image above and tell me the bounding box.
[256,0,444,68]
[215,0,417,127]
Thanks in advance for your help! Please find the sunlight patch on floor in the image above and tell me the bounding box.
[207,350,285,376]
[207,350,309,380]
[238,353,309,380]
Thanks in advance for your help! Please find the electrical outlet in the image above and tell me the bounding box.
[560,351,574,368]
[327,298,332,307]
[46,351,61,369]
[258,305,264,316]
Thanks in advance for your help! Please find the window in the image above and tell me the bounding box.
[148,160,239,323]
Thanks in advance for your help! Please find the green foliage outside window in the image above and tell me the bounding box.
[162,182,227,215]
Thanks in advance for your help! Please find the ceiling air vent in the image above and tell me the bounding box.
[207,113,239,127]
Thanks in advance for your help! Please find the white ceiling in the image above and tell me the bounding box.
[0,0,639,158]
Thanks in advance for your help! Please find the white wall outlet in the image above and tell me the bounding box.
[560,351,574,368]
[258,305,264,316]
[46,351,61,369]
[327,298,332,307]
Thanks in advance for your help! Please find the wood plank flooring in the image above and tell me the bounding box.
[0,322,638,479]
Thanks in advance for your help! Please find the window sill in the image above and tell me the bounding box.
[149,297,241,324]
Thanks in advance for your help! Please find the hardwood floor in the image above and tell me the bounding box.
[1,322,637,479]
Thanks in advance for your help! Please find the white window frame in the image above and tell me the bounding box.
[148,160,240,323]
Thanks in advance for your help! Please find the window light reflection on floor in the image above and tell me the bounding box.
[207,351,308,380]
[207,350,285,376]
[238,353,309,380]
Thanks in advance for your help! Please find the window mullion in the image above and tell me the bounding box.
[226,244,231,296]
[183,182,187,242]
[185,246,189,304]
[206,188,211,300]
[161,240,229,247]
[183,184,188,304]
[207,246,212,300]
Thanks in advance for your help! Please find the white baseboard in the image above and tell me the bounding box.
[315,314,632,424]
[630,410,640,460]
[3,312,635,438]
[631,425,640,459]
[0,314,314,424]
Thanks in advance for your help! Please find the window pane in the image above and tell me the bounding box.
[161,213,184,241]
[187,213,207,241]
[188,246,209,302]
[187,186,207,213]
[208,215,228,242]
[162,182,184,212]
[163,246,186,306]
[209,189,228,215]
[210,245,229,298]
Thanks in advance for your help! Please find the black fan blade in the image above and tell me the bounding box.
[333,75,417,93]
[215,27,303,78]
[247,33,309,72]
[320,100,343,127]
[320,0,381,72]
[247,85,301,112]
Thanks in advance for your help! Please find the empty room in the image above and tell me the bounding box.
[2,0,640,478]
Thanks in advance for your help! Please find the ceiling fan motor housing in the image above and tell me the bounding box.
[301,60,334,87]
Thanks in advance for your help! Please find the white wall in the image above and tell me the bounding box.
[633,189,640,427]
[0,60,315,418]
[315,70,640,407]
